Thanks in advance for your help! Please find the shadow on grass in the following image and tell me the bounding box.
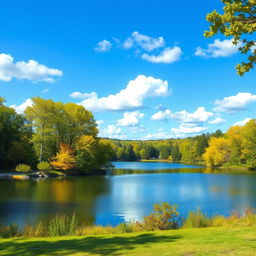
[0,233,181,256]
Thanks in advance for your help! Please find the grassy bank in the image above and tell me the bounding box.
[0,226,256,256]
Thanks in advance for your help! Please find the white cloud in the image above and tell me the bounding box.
[195,39,241,58]
[141,47,182,64]
[70,92,97,99]
[123,37,134,49]
[117,111,144,127]
[100,125,126,139]
[233,118,252,127]
[171,107,213,123]
[95,40,112,52]
[126,31,165,51]
[143,131,171,140]
[151,109,172,121]
[75,75,169,112]
[208,117,226,125]
[171,123,208,138]
[152,107,213,124]
[214,92,256,113]
[0,53,63,82]
[10,98,33,114]
[96,120,104,125]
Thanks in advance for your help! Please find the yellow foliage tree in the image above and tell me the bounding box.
[226,126,244,164]
[50,143,76,171]
[203,137,231,166]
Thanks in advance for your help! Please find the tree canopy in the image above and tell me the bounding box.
[205,0,256,75]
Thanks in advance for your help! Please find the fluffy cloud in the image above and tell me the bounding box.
[208,117,226,125]
[171,123,208,138]
[100,125,126,139]
[233,118,252,127]
[152,107,213,124]
[70,92,97,99]
[0,53,63,82]
[94,40,112,52]
[117,111,144,127]
[214,92,256,113]
[173,107,213,123]
[10,98,33,114]
[151,109,172,121]
[125,31,165,51]
[74,75,169,112]
[141,47,182,64]
[195,39,241,58]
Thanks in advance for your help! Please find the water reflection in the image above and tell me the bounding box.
[0,176,110,226]
[0,163,256,226]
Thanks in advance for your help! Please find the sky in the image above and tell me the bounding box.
[0,0,255,140]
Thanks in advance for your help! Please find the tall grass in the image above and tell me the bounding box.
[183,208,211,228]
[1,204,256,238]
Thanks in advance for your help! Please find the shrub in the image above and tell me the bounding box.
[37,161,51,172]
[15,164,31,172]
[116,223,132,233]
[141,202,180,231]
[183,208,211,228]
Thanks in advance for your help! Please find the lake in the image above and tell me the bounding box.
[0,161,256,226]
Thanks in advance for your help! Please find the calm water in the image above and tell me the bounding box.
[0,161,256,226]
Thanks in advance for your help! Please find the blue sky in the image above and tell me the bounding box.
[0,0,255,139]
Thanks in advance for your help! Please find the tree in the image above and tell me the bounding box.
[179,140,198,163]
[25,97,98,162]
[241,119,256,168]
[203,137,231,166]
[50,143,76,171]
[159,145,172,159]
[116,147,125,160]
[0,100,35,168]
[205,0,256,75]
[171,144,181,161]
[226,125,244,165]
[196,134,209,157]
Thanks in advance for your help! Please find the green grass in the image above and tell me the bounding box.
[1,226,256,256]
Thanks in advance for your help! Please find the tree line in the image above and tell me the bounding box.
[107,130,223,164]
[107,121,256,169]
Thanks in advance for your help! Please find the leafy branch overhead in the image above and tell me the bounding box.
[205,0,256,75]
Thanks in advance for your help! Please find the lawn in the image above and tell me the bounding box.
[0,226,256,256]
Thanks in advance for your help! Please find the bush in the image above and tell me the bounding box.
[15,164,31,172]
[183,208,211,228]
[141,202,180,231]
[37,161,51,172]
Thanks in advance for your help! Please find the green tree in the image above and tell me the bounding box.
[205,0,256,75]
[242,119,256,168]
[171,144,181,161]
[0,99,35,168]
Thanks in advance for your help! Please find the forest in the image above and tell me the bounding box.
[1,96,256,172]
